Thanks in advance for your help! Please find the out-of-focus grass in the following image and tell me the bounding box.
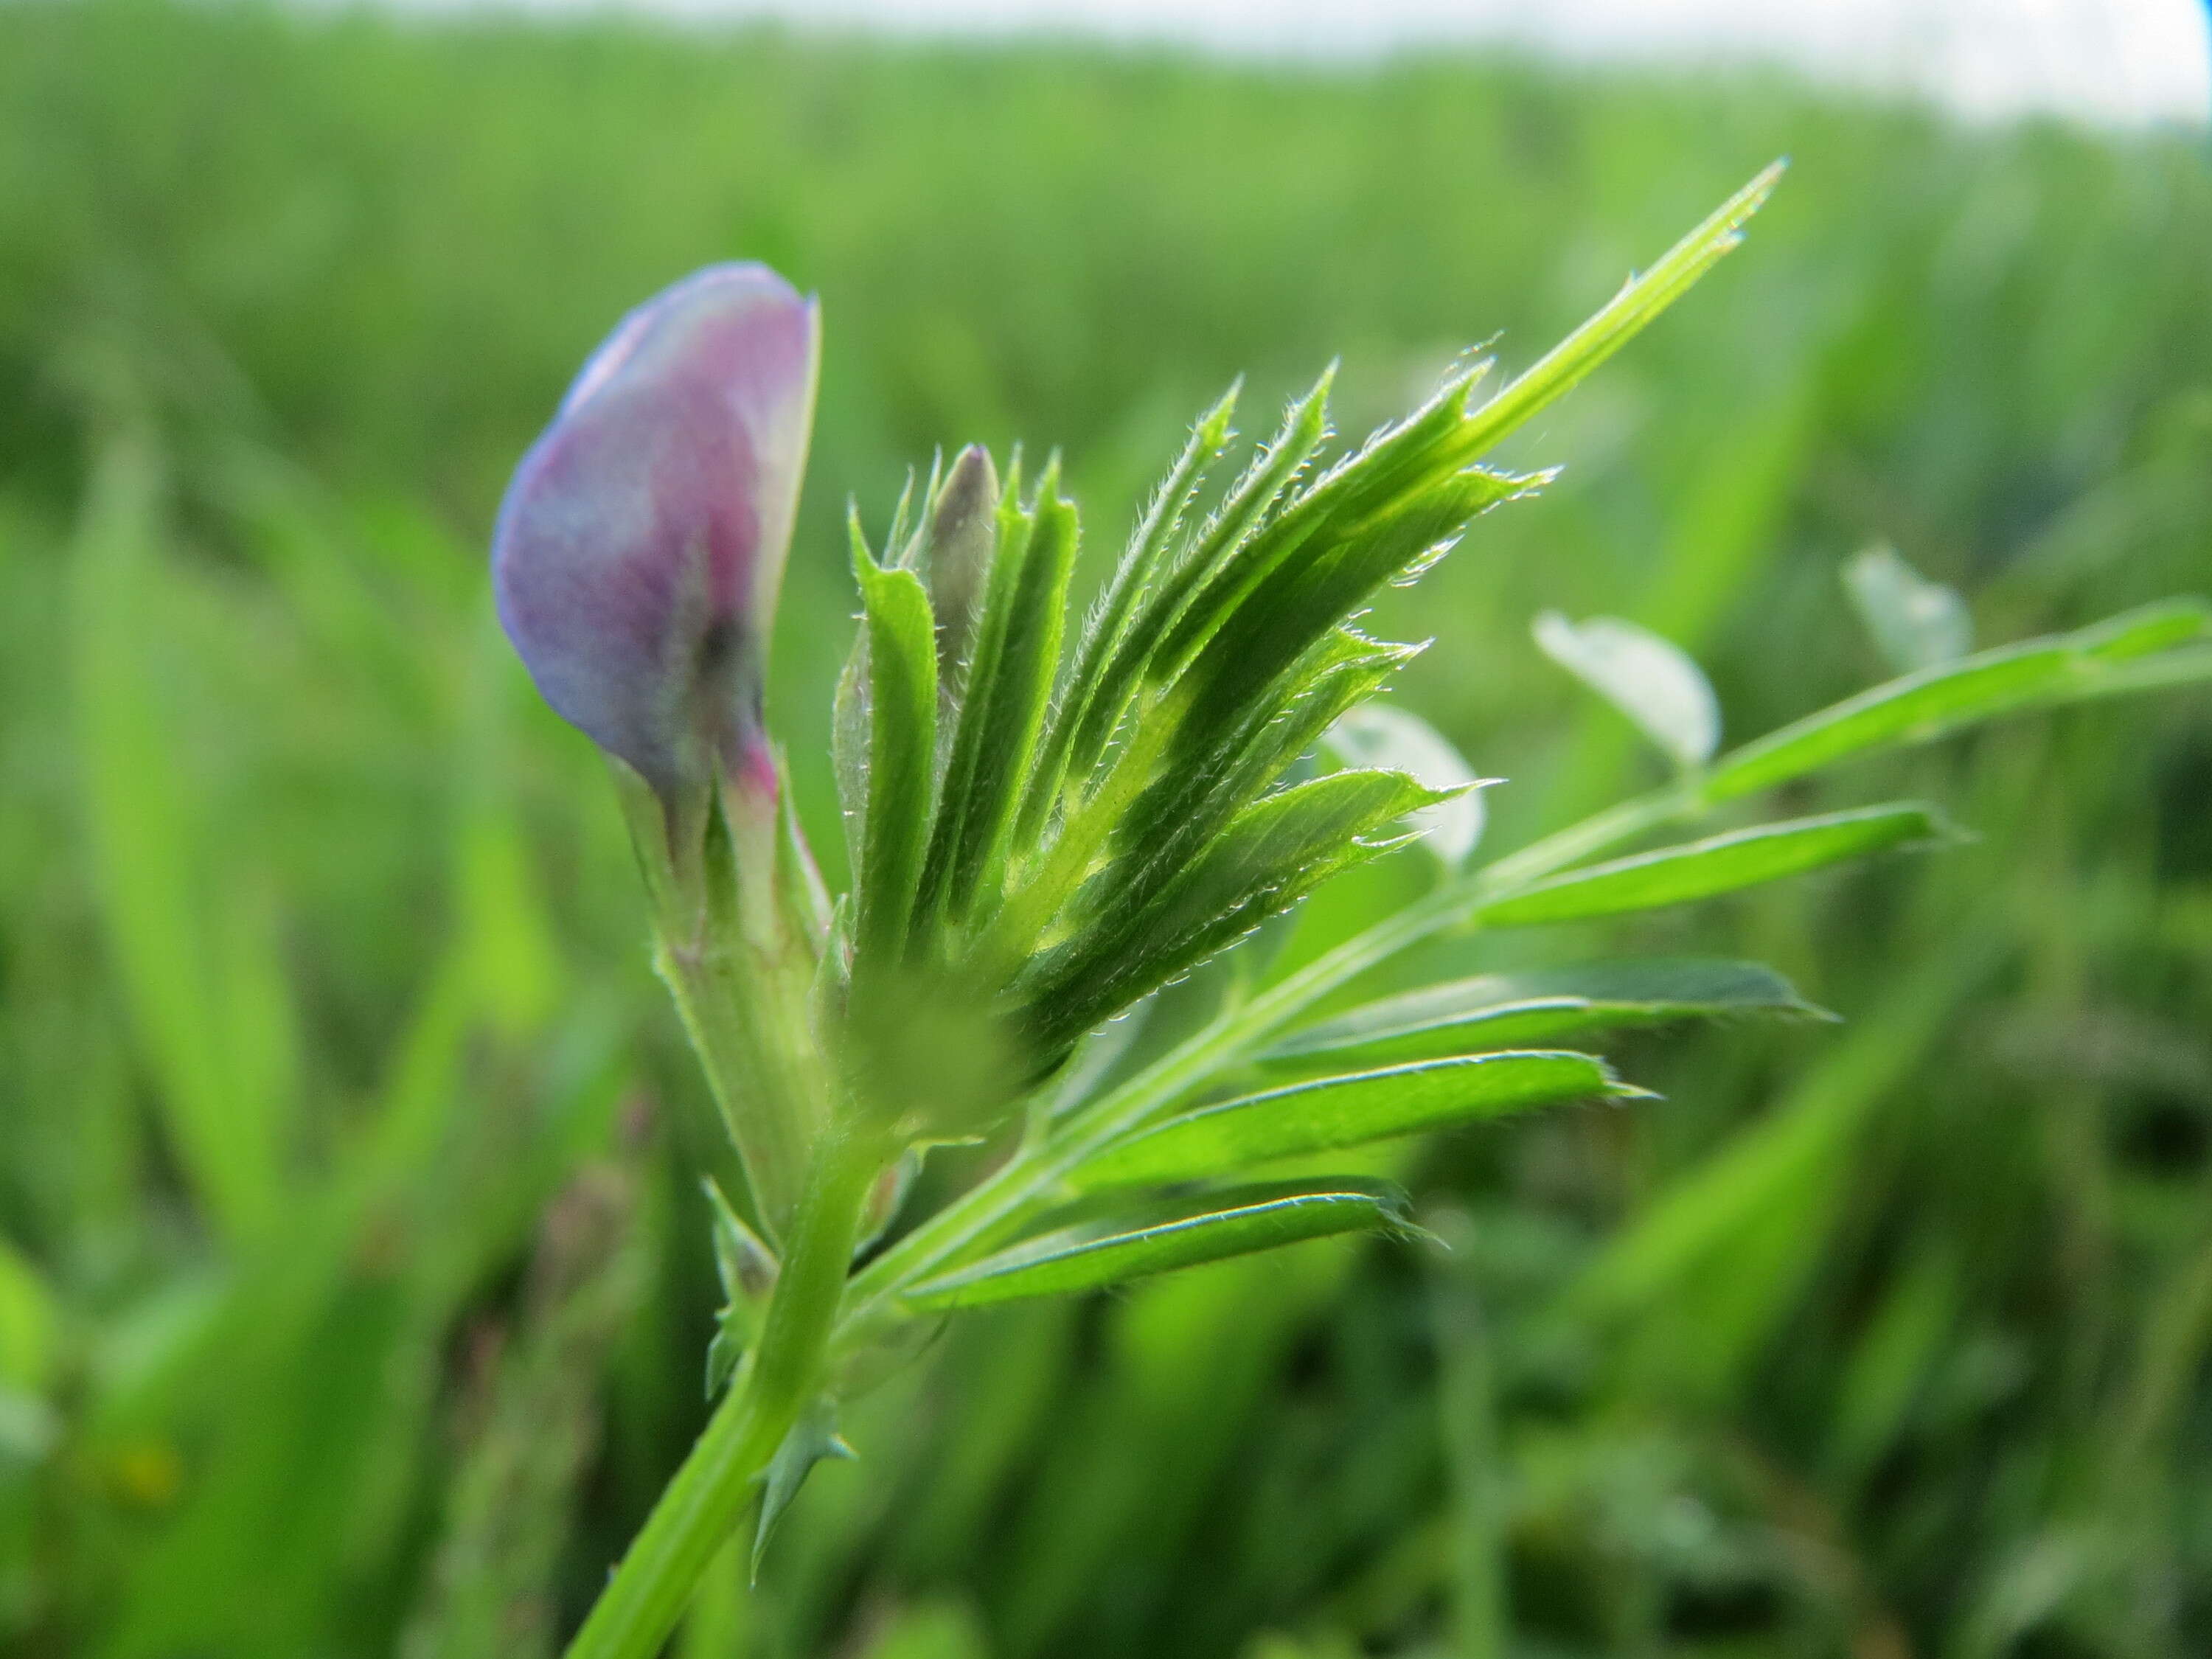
[1,3,2209,1655]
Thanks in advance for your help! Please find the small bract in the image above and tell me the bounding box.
[493,263,821,799]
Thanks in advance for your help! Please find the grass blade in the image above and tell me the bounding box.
[70,434,282,1247]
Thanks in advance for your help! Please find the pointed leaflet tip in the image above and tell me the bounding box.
[1200,378,1243,445]
[1324,703,1490,869]
[846,498,879,577]
[1450,162,1782,463]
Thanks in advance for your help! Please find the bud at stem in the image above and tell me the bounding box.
[495,264,828,1233]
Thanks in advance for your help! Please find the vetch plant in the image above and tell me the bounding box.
[491,167,2212,1659]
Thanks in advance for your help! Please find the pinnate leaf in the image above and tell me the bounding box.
[1446,162,1784,461]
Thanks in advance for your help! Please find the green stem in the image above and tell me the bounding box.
[561,1124,885,1659]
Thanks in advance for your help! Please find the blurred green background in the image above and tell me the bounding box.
[4,3,2211,1654]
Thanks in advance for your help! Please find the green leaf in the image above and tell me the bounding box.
[70,434,284,1248]
[1021,768,1441,1051]
[1266,958,1830,1069]
[1151,163,1781,723]
[1166,159,1778,696]
[831,633,873,883]
[1326,705,1487,869]
[1095,630,1416,922]
[1705,599,2210,803]
[752,1396,855,1578]
[900,1180,1413,1310]
[1029,385,1239,824]
[1843,544,1972,673]
[1123,372,1337,694]
[1534,611,1719,769]
[1473,804,1952,928]
[979,625,1411,990]
[1177,465,1537,743]
[964,165,1787,1015]
[775,760,834,948]
[878,461,929,569]
[849,541,940,967]
[2085,644,2212,699]
[1076,1051,1632,1189]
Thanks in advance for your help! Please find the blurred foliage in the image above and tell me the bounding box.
[1,2,2210,1655]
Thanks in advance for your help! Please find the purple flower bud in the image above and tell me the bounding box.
[494,263,821,800]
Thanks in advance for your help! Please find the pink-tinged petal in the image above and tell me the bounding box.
[493,263,821,797]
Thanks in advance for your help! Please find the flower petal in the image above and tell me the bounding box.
[494,262,821,796]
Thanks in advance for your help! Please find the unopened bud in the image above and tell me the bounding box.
[493,263,821,802]
[918,443,998,681]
